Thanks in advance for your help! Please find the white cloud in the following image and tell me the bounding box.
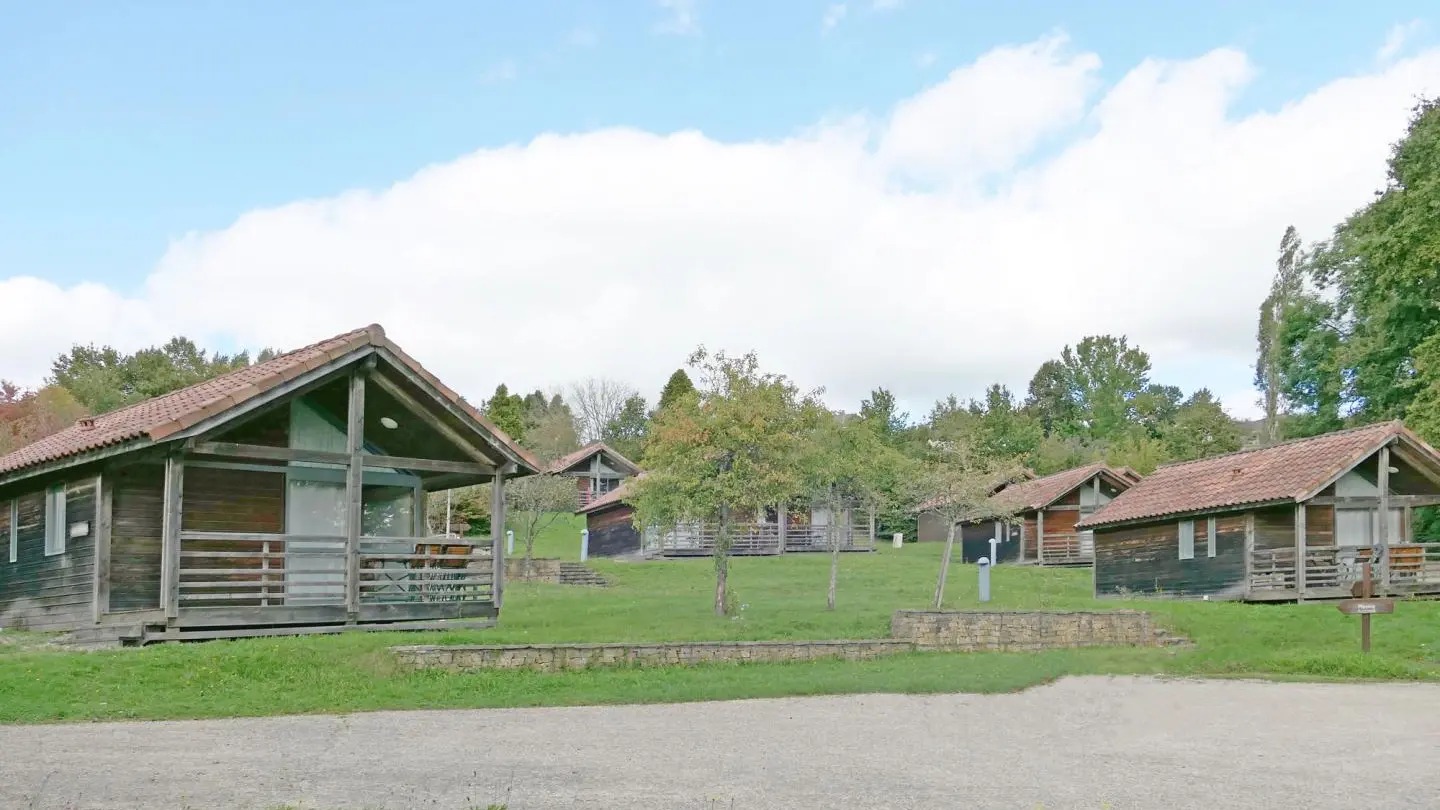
[6,35,1440,422]
[654,0,699,36]
[1378,20,1422,62]
[822,4,848,32]
[479,60,517,84]
[873,0,904,10]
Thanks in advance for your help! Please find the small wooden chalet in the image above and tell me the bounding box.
[918,463,1136,566]
[1079,422,1440,601]
[0,324,539,643]
[546,442,640,508]
[578,484,875,558]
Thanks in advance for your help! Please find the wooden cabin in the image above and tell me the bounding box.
[1079,422,1440,601]
[546,442,640,508]
[918,463,1136,565]
[0,324,539,644]
[578,486,874,558]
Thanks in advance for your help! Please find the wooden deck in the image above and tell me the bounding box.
[654,522,876,557]
[1248,543,1440,601]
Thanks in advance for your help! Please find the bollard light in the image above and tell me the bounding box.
[507,529,515,555]
[892,532,904,549]
[580,529,590,562]
[977,556,991,603]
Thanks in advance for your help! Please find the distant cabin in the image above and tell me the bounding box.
[0,324,539,644]
[579,483,875,558]
[546,443,640,509]
[918,463,1137,566]
[1079,422,1440,601]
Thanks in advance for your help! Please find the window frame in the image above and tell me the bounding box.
[6,499,15,563]
[1206,517,1217,558]
[1178,519,1195,561]
[44,484,67,556]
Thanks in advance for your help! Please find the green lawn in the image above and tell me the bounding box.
[0,541,1436,724]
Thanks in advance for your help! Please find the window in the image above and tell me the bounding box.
[44,484,67,556]
[1178,519,1195,561]
[1207,517,1217,558]
[5,500,15,563]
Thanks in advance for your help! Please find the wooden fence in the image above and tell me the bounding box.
[1249,543,1440,598]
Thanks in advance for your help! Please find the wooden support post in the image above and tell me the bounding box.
[1378,444,1391,595]
[1036,509,1045,566]
[1295,502,1307,600]
[868,505,876,547]
[160,455,185,620]
[492,470,506,609]
[1244,512,1256,599]
[776,503,787,554]
[1018,519,1027,562]
[344,369,366,619]
[92,473,111,623]
[414,484,428,537]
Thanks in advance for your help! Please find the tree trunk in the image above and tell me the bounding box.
[826,503,840,611]
[714,504,732,616]
[933,519,957,608]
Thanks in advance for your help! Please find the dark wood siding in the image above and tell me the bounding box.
[181,467,285,533]
[1253,506,1295,550]
[213,405,290,447]
[917,511,946,543]
[1306,504,1335,547]
[959,521,1021,563]
[0,479,97,631]
[586,504,640,557]
[1094,514,1248,599]
[110,465,164,611]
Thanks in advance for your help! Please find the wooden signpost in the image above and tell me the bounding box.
[1335,561,1395,653]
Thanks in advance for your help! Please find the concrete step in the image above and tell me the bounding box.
[557,562,610,587]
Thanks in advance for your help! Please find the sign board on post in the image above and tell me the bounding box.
[1336,599,1395,616]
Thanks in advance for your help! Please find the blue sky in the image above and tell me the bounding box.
[1,1,1437,416]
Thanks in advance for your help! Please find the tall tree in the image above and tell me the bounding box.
[49,337,261,415]
[483,383,527,442]
[1025,336,1155,443]
[656,368,696,414]
[859,387,909,439]
[569,377,637,443]
[967,384,1044,460]
[602,393,650,461]
[1255,226,1307,444]
[0,383,88,455]
[630,349,812,616]
[1161,389,1242,462]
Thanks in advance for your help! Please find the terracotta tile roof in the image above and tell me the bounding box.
[990,462,1128,513]
[0,324,540,479]
[1078,421,1419,529]
[546,442,641,476]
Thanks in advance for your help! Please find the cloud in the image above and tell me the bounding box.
[822,4,848,32]
[654,0,699,36]
[1378,20,1422,62]
[479,60,517,84]
[872,0,903,10]
[6,35,1440,422]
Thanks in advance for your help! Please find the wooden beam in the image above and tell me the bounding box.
[160,455,185,620]
[1244,512,1256,600]
[776,503,787,554]
[419,472,492,492]
[345,369,366,618]
[1294,503,1307,600]
[1308,494,1440,507]
[191,442,347,465]
[367,370,496,466]
[491,469,506,609]
[1036,509,1045,565]
[373,347,529,469]
[91,473,111,623]
[1379,445,1391,595]
[362,454,494,476]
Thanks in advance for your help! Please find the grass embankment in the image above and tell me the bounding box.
[1,539,1437,724]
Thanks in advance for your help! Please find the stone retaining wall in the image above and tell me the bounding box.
[393,639,916,672]
[891,610,1157,651]
[506,558,564,582]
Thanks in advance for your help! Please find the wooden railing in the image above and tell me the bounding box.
[177,531,493,607]
[1038,533,1093,566]
[1250,543,1440,596]
[782,523,874,552]
[658,523,782,555]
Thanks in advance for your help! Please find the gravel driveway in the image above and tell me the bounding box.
[2,676,1436,809]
